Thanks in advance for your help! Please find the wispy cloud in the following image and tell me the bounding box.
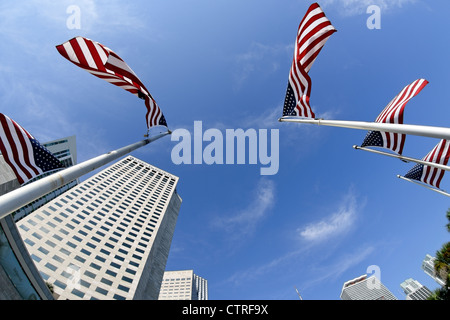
[212,178,275,239]
[223,188,367,288]
[322,0,418,16]
[297,188,361,243]
[300,245,375,291]
[233,42,292,91]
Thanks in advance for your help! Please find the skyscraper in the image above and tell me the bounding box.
[158,270,208,300]
[400,278,432,300]
[17,156,182,300]
[421,254,446,287]
[340,274,397,300]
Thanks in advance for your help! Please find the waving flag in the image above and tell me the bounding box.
[282,2,336,118]
[0,114,64,185]
[56,36,167,130]
[403,139,450,189]
[361,79,428,155]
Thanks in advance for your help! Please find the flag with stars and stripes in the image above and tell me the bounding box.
[361,79,428,155]
[282,2,336,118]
[56,36,167,130]
[404,139,450,189]
[0,113,64,185]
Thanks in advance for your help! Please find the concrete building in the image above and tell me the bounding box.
[0,156,54,300]
[340,274,397,300]
[0,135,78,300]
[158,270,208,300]
[17,156,181,300]
[400,278,432,300]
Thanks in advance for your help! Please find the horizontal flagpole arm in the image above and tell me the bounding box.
[279,117,450,140]
[397,175,450,197]
[0,131,171,220]
[353,145,450,172]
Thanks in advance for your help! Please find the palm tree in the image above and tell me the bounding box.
[428,242,450,300]
[446,208,450,233]
[428,209,450,300]
[434,242,450,282]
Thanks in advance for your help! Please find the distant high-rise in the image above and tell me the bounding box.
[43,135,77,168]
[421,254,446,287]
[400,278,432,300]
[17,156,182,300]
[158,270,208,300]
[340,274,397,300]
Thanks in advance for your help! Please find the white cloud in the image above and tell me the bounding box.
[233,42,292,91]
[300,245,375,290]
[298,189,360,243]
[213,178,275,238]
[322,0,418,16]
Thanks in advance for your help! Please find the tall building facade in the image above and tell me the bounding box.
[340,274,397,300]
[158,270,208,300]
[422,254,446,287]
[0,135,78,300]
[0,156,55,300]
[400,278,432,300]
[17,156,182,300]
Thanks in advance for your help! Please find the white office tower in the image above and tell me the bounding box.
[400,278,432,300]
[17,156,182,300]
[158,270,208,300]
[340,274,397,300]
[421,254,446,287]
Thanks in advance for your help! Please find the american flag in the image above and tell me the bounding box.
[404,139,450,189]
[361,79,428,155]
[282,2,336,118]
[56,36,167,129]
[0,113,64,185]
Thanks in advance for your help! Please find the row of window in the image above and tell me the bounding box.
[19,158,178,300]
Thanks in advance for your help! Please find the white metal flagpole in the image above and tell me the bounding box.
[294,286,303,300]
[352,145,450,172]
[0,131,171,220]
[397,175,450,197]
[278,117,450,140]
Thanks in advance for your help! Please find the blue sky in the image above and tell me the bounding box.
[1,0,450,300]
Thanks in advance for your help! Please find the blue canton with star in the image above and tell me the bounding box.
[30,138,64,172]
[283,83,297,116]
[404,163,424,181]
[361,130,383,148]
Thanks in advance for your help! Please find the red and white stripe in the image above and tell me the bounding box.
[289,2,336,118]
[56,37,165,128]
[0,113,42,184]
[421,139,450,188]
[375,79,428,154]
